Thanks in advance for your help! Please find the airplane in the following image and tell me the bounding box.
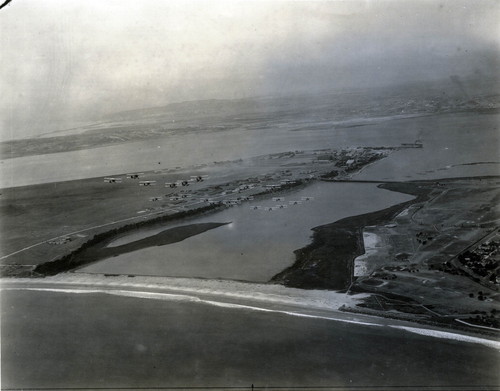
[139,180,157,186]
[289,200,302,205]
[301,196,314,201]
[191,175,209,182]
[234,186,250,193]
[127,173,144,179]
[237,184,255,190]
[223,200,240,206]
[103,177,122,183]
[272,197,285,202]
[149,196,163,201]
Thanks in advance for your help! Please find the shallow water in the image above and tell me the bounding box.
[3,112,498,189]
[80,182,413,281]
[1,113,433,188]
[355,112,499,181]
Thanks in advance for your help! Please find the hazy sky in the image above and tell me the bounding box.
[1,0,498,140]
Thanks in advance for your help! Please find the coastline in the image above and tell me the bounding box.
[3,274,499,347]
[10,174,499,335]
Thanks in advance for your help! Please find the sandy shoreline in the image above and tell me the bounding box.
[2,273,366,320]
[353,231,382,277]
[2,274,499,350]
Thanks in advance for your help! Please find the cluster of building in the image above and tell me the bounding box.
[48,237,72,245]
[416,231,434,245]
[314,148,387,172]
[458,238,499,284]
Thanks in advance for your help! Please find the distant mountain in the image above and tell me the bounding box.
[1,76,498,160]
[102,98,266,122]
[101,74,499,122]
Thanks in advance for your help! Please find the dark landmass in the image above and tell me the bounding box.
[72,221,229,268]
[271,181,432,290]
[34,205,225,276]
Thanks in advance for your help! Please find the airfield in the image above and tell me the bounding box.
[0,146,392,274]
[1,109,499,388]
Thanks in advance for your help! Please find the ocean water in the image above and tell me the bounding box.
[2,289,498,389]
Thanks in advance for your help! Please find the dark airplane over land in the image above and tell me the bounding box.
[139,180,156,186]
[103,177,122,183]
[192,175,209,182]
[127,173,144,179]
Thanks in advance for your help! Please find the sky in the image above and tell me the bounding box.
[0,0,498,141]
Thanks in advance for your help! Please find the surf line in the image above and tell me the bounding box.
[4,286,500,350]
